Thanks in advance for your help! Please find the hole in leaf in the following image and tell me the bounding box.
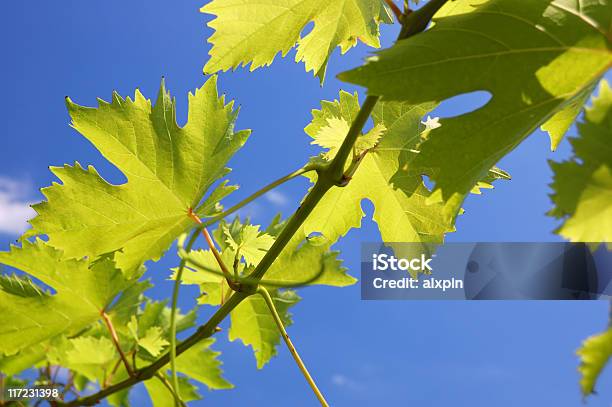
[421,174,435,191]
[306,231,323,240]
[304,231,327,247]
[300,21,315,38]
[429,91,492,118]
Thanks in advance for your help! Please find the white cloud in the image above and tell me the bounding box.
[331,373,363,392]
[234,202,261,220]
[0,177,36,235]
[264,190,289,206]
[331,374,347,386]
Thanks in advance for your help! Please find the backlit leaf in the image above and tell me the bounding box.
[550,80,612,242]
[0,240,129,355]
[339,0,612,204]
[201,0,390,81]
[29,77,250,275]
[577,327,612,396]
[229,290,299,368]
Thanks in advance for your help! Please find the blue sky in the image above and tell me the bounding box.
[1,1,611,406]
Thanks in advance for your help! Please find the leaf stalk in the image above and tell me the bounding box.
[101,311,135,378]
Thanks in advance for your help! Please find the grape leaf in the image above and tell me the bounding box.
[577,327,612,396]
[179,217,354,305]
[542,81,599,151]
[201,0,391,81]
[0,240,129,356]
[550,80,612,242]
[127,318,169,358]
[177,248,239,306]
[215,216,355,287]
[123,299,195,359]
[339,0,612,203]
[135,300,197,341]
[263,218,355,287]
[177,252,345,367]
[143,338,232,406]
[313,117,385,160]
[229,290,300,368]
[105,302,222,405]
[303,91,455,245]
[172,339,233,390]
[122,302,194,361]
[29,76,250,275]
[0,343,47,375]
[470,166,511,195]
[144,374,201,407]
[221,221,275,267]
[178,217,339,368]
[107,280,152,326]
[48,336,117,382]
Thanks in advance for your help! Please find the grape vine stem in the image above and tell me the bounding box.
[101,311,134,378]
[257,286,329,407]
[167,166,317,404]
[58,2,449,404]
[384,0,403,21]
[154,372,187,407]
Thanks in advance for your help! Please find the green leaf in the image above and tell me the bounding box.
[142,338,231,405]
[106,302,219,404]
[179,217,355,302]
[264,220,355,287]
[550,80,612,242]
[175,249,234,306]
[144,374,201,407]
[29,76,250,275]
[229,290,299,368]
[222,222,275,267]
[134,324,169,358]
[173,338,233,390]
[107,385,130,407]
[178,243,303,369]
[339,0,612,203]
[577,327,612,396]
[0,343,47,375]
[136,300,197,340]
[470,166,511,195]
[0,240,129,356]
[48,336,117,382]
[107,280,152,326]
[105,363,131,407]
[313,117,385,160]
[542,81,599,151]
[201,0,388,81]
[303,91,455,245]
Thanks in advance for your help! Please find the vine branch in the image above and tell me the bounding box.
[167,229,201,406]
[177,243,328,288]
[166,164,317,405]
[384,0,403,21]
[58,3,448,404]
